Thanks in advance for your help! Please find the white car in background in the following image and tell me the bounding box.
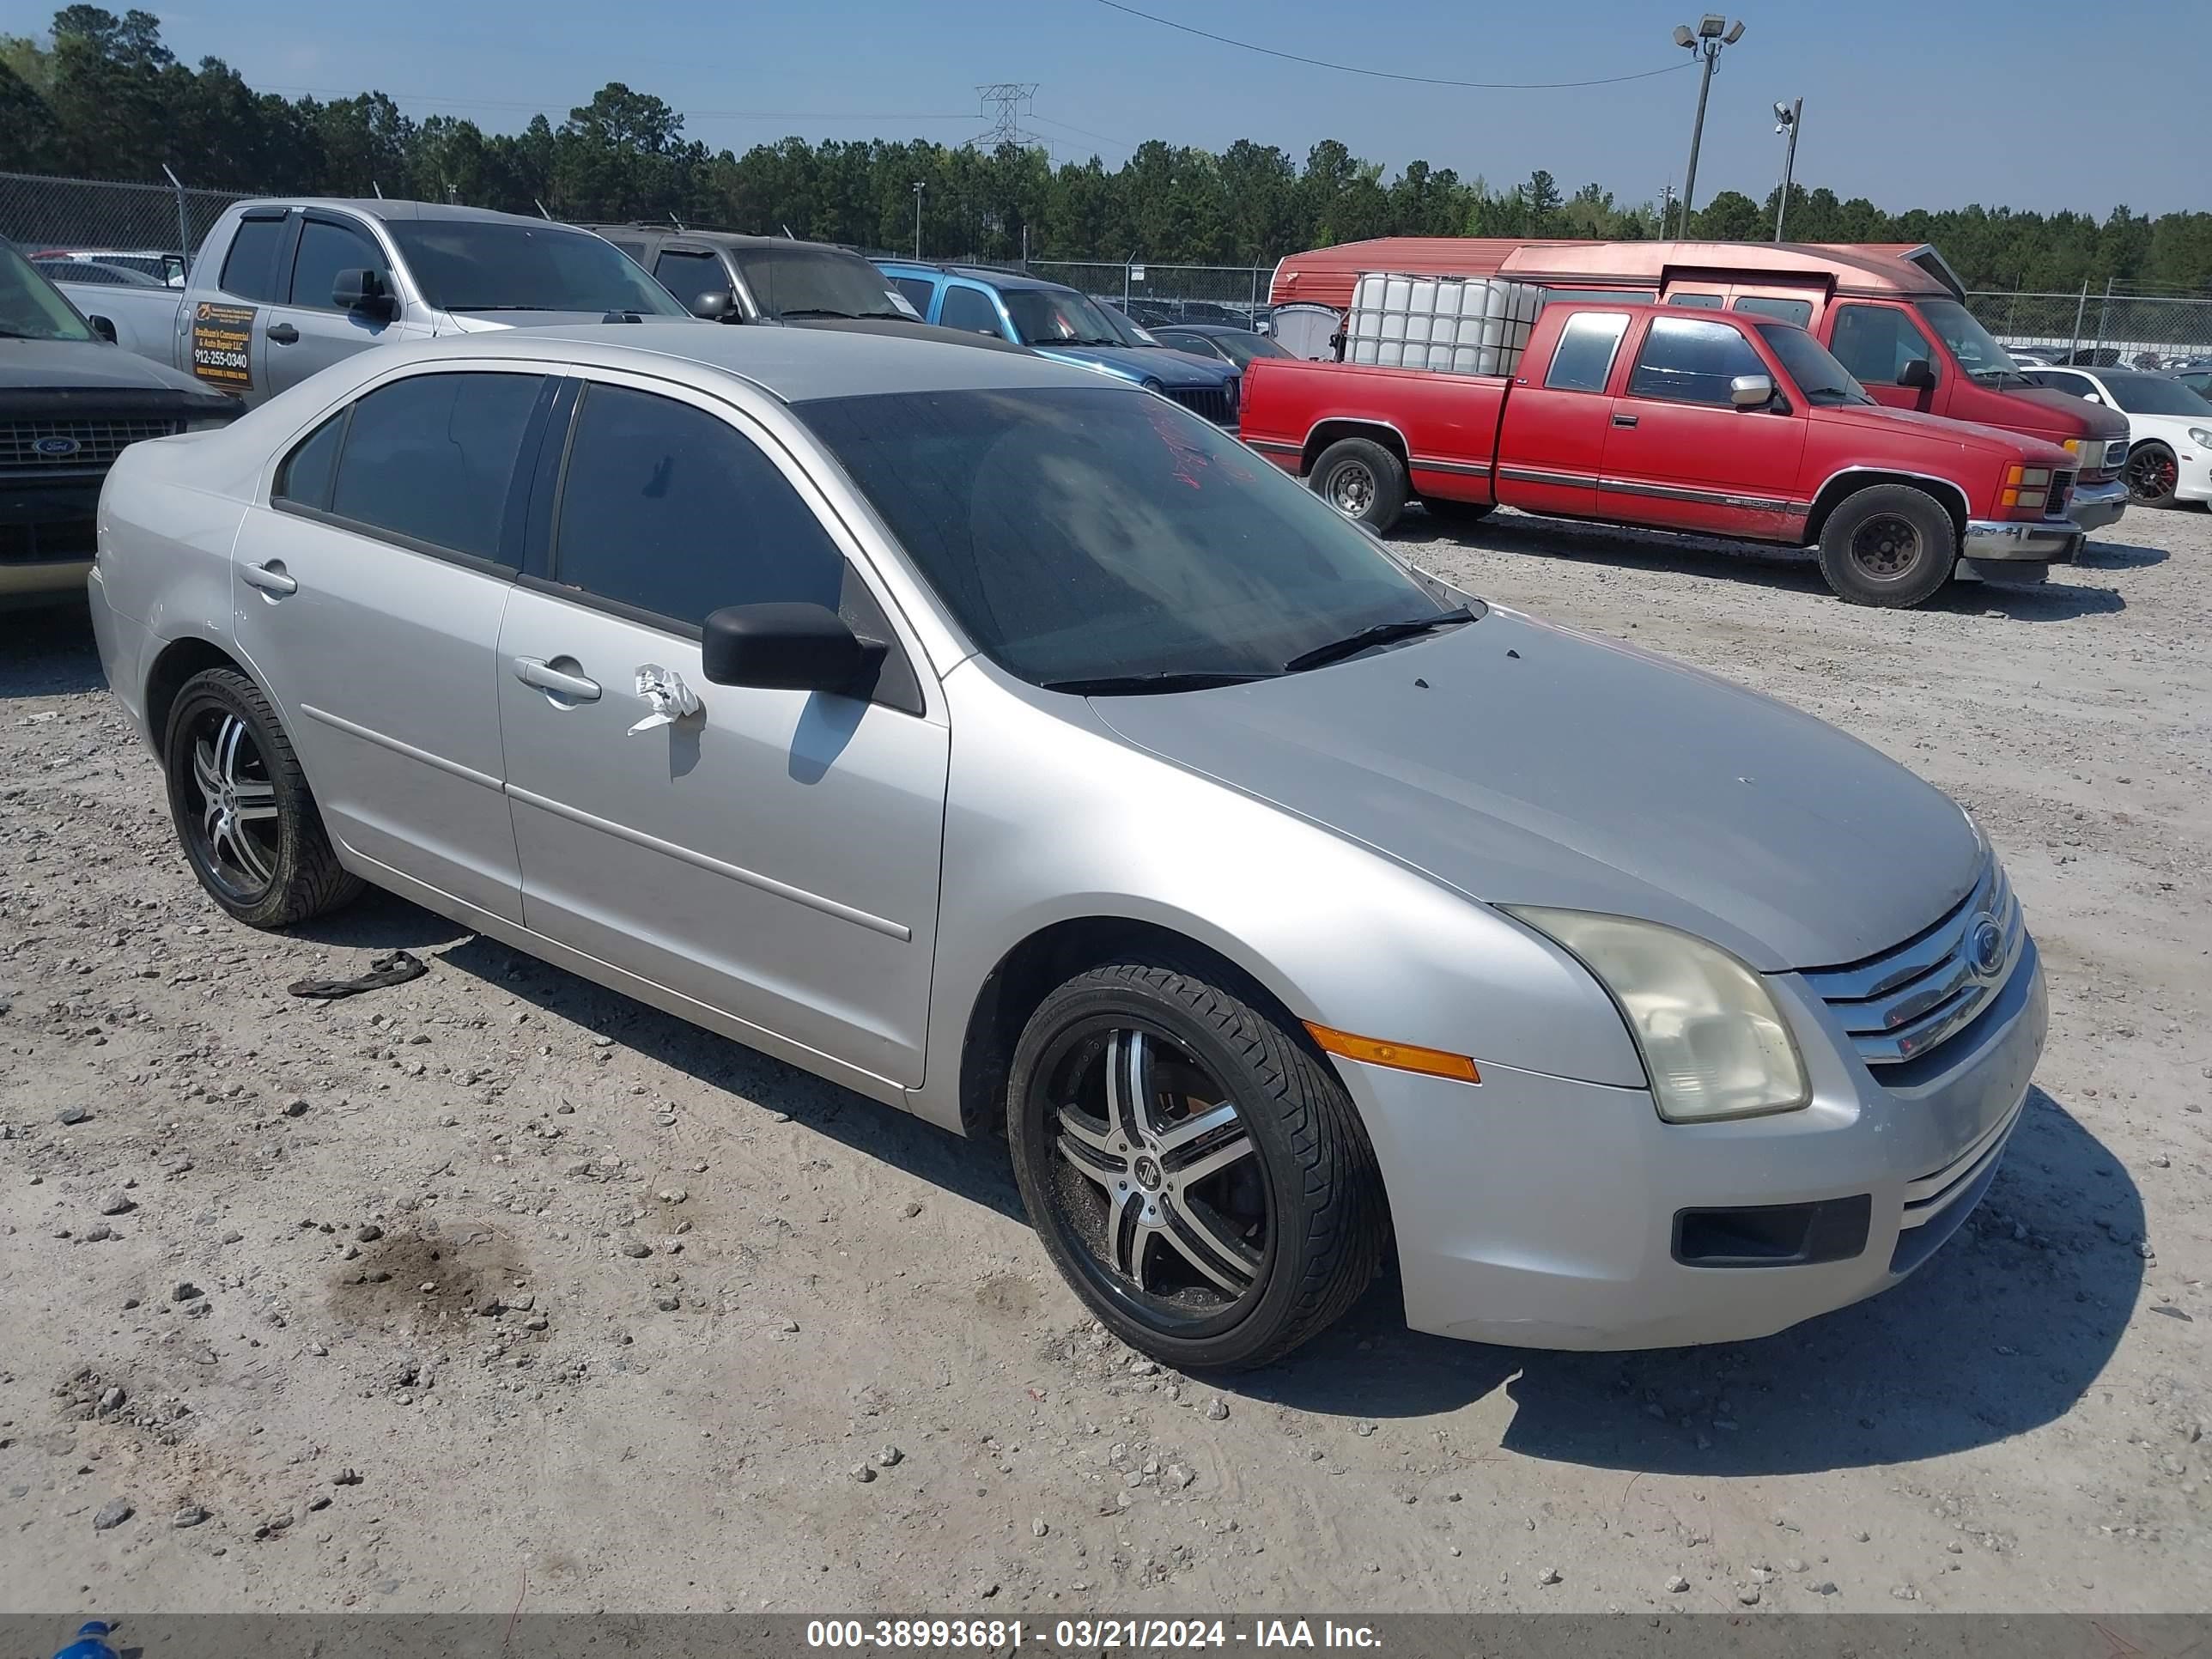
[2021,365,2212,509]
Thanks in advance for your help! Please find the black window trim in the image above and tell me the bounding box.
[530,372,932,715]
[1624,313,1772,409]
[284,209,392,313]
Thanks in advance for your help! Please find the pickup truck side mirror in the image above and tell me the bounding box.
[88,314,118,344]
[332,268,398,323]
[1898,357,1937,391]
[1729,374,1777,409]
[690,289,740,322]
[702,602,886,696]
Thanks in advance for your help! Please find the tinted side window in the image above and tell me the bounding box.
[653,248,726,307]
[275,412,345,510]
[329,372,546,561]
[220,216,289,302]
[1828,305,1936,386]
[2031,371,2097,399]
[1627,318,1767,405]
[1734,295,1814,327]
[939,286,1002,337]
[1666,292,1724,309]
[1544,312,1631,392]
[289,217,390,312]
[551,385,844,625]
[1539,286,1656,308]
[891,276,936,313]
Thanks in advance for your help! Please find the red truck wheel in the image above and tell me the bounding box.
[1816,485,1957,609]
[1310,438,1407,533]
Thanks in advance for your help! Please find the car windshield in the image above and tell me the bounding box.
[729,246,908,321]
[797,386,1469,688]
[1754,322,1873,405]
[1002,288,1126,348]
[386,220,686,315]
[0,243,97,342]
[2100,371,2212,417]
[1916,298,2023,380]
[1098,304,1158,346]
[1211,330,1291,368]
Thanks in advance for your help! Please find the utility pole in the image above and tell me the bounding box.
[1772,98,1802,241]
[912,180,925,259]
[1671,15,1747,235]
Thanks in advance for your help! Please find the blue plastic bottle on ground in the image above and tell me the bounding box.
[52,1623,118,1659]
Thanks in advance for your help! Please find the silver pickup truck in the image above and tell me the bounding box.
[59,199,698,406]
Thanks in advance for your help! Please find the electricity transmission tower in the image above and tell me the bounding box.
[975,83,1045,151]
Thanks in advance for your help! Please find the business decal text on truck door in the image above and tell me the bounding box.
[189,302,255,392]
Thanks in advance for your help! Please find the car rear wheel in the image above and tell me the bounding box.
[2125,441,2179,508]
[163,667,362,928]
[1007,957,1385,1370]
[1310,437,1407,533]
[1816,484,1957,608]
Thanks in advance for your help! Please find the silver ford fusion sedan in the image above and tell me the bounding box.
[88,326,2045,1369]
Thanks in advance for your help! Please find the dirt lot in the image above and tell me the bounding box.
[3,506,2207,1619]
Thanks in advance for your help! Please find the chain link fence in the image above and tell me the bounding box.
[1966,287,2212,368]
[1024,261,1274,327]
[0,171,258,285]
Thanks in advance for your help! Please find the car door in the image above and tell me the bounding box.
[259,210,420,400]
[1493,309,1631,520]
[1826,301,1942,416]
[182,208,292,402]
[1599,313,1808,540]
[495,374,949,1087]
[228,366,557,923]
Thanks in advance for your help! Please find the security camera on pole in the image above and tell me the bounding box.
[1670,14,1747,237]
[1772,98,1803,240]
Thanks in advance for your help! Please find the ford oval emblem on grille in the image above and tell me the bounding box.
[33,435,82,458]
[1968,914,2006,979]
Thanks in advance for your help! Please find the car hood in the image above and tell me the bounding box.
[1809,401,2074,465]
[1030,344,1233,386]
[0,337,217,398]
[781,315,1032,354]
[1089,607,1983,972]
[441,310,702,331]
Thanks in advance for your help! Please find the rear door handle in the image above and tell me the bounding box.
[512,656,602,702]
[266,322,300,345]
[241,560,297,597]
[1611,411,1639,428]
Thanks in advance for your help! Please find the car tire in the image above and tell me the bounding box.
[1816,484,1957,608]
[1310,438,1407,533]
[1422,497,1495,526]
[2124,441,2179,508]
[162,666,362,929]
[1007,955,1386,1370]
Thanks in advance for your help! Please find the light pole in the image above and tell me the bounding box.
[1670,15,1746,236]
[1771,98,1802,241]
[912,180,926,259]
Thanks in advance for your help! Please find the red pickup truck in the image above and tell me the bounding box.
[1241,301,2087,607]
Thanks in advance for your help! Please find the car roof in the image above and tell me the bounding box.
[237,198,589,231]
[353,319,1119,404]
[580,225,864,256]
[875,260,1072,295]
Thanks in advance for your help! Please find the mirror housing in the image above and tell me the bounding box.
[1729,373,1777,409]
[1898,357,1937,391]
[332,267,398,322]
[88,313,118,343]
[690,289,740,322]
[702,602,885,696]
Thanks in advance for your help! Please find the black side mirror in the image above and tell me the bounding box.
[332,268,398,322]
[690,289,739,322]
[88,314,118,343]
[702,603,886,695]
[1898,357,1937,391]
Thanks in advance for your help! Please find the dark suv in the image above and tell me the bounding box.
[581,225,1019,354]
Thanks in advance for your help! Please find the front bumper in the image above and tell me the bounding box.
[1,474,100,598]
[2066,477,2129,531]
[1961,515,2081,562]
[1339,937,2046,1351]
[2177,450,2212,506]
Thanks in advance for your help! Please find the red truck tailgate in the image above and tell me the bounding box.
[1241,357,1507,501]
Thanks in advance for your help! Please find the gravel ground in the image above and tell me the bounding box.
[2,505,2206,1617]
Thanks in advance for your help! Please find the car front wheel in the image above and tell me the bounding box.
[1007,956,1385,1370]
[2125,441,2179,508]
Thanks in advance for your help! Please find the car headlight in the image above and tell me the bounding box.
[1504,908,1810,1123]
[2188,427,2212,447]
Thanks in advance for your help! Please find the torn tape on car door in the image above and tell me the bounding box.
[628,665,702,734]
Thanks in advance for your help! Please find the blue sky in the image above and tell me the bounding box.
[33,0,2203,217]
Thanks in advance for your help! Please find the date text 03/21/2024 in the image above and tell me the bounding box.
[805,1620,1382,1650]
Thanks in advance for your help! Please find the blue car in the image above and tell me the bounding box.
[876,261,1240,427]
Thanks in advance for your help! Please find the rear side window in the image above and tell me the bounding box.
[1543,313,1631,392]
[1666,292,1724,309]
[289,217,391,312]
[891,276,935,314]
[1627,317,1767,406]
[220,216,289,302]
[1734,295,1814,327]
[550,384,845,626]
[274,412,345,510]
[653,248,726,307]
[326,372,546,562]
[939,286,1002,337]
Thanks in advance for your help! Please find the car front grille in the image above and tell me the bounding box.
[1801,859,2024,1068]
[0,518,98,564]
[0,418,179,473]
[1165,382,1237,426]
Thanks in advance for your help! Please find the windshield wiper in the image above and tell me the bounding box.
[776,307,863,319]
[1039,670,1275,696]
[1282,606,1475,674]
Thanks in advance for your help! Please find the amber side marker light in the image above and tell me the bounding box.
[1304,1022,1480,1084]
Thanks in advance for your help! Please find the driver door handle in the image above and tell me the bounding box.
[1611,411,1638,428]
[266,322,300,344]
[512,656,602,702]
[241,560,297,597]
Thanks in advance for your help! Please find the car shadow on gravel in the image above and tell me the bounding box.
[2074,537,2168,570]
[0,598,106,697]
[1239,1085,2143,1476]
